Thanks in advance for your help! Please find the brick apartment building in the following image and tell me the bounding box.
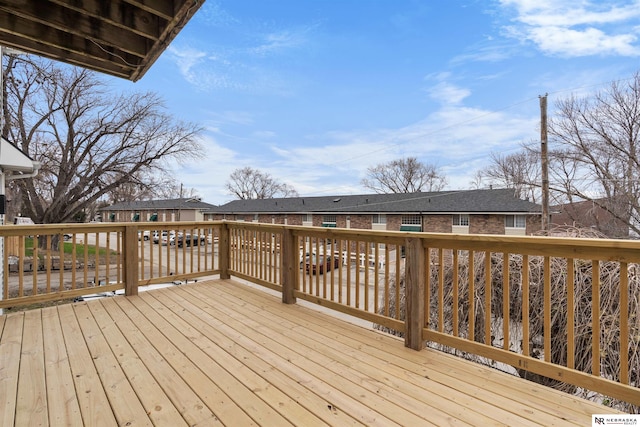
[205,188,542,236]
[101,198,216,223]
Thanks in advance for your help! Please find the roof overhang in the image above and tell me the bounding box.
[0,137,37,173]
[0,0,204,82]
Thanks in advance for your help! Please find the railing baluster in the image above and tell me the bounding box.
[544,256,551,363]
[567,258,575,370]
[453,249,459,337]
[374,243,379,314]
[395,244,401,320]
[620,261,629,384]
[522,254,529,357]
[83,232,89,289]
[364,242,370,312]
[592,259,600,376]
[355,240,360,309]
[71,234,77,290]
[346,239,352,307]
[503,253,510,351]
[32,235,39,295]
[58,233,64,292]
[438,248,444,333]
[468,250,475,342]
[484,251,491,346]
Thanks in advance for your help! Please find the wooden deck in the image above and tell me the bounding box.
[0,279,617,426]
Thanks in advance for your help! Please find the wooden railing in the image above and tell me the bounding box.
[1,220,638,408]
[0,222,220,308]
[224,223,640,409]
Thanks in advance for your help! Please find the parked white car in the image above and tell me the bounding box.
[161,231,176,246]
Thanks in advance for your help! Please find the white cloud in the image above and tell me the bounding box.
[259,96,537,196]
[249,29,309,56]
[206,110,254,127]
[424,73,471,105]
[166,45,207,80]
[253,130,277,139]
[499,0,640,57]
[526,26,639,57]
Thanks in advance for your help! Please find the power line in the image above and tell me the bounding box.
[332,73,638,168]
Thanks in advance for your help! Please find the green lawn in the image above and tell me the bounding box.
[24,237,116,258]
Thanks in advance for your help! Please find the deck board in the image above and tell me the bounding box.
[16,309,47,425]
[100,297,224,426]
[88,298,189,426]
[42,306,83,426]
[1,279,623,426]
[0,313,22,426]
[216,282,601,426]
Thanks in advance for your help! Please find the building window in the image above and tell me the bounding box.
[323,215,337,227]
[400,214,422,232]
[453,214,469,226]
[401,215,421,225]
[372,214,386,224]
[505,214,526,228]
[302,213,312,222]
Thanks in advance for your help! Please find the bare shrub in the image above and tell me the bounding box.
[375,226,640,412]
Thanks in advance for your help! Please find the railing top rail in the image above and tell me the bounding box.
[0,222,129,236]
[0,221,224,236]
[220,221,640,262]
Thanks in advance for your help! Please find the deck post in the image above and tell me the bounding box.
[219,222,230,279]
[124,224,139,296]
[281,227,297,304]
[404,237,425,351]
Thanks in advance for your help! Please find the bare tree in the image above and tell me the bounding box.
[548,73,640,236]
[3,55,203,224]
[361,157,447,194]
[226,167,298,199]
[477,150,541,202]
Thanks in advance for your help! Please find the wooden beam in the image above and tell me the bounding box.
[124,225,139,296]
[281,228,297,304]
[0,31,135,79]
[49,0,163,41]
[405,237,425,350]
[218,222,230,280]
[0,2,150,57]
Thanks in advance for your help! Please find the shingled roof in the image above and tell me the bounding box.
[209,189,541,215]
[102,198,216,211]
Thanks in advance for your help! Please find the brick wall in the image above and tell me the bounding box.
[469,214,504,235]
[386,215,402,231]
[423,215,452,233]
[348,214,372,229]
[202,212,541,236]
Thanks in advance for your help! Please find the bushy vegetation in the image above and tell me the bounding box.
[375,226,640,413]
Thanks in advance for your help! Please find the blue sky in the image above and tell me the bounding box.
[111,0,640,205]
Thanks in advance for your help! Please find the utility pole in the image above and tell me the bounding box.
[540,94,549,235]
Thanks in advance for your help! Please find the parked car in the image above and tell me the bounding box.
[175,233,202,247]
[137,230,151,241]
[305,255,340,275]
[161,231,176,246]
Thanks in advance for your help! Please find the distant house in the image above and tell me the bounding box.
[551,198,629,238]
[100,198,216,223]
[205,188,542,236]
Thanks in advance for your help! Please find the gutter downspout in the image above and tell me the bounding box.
[5,161,41,181]
[0,161,39,314]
